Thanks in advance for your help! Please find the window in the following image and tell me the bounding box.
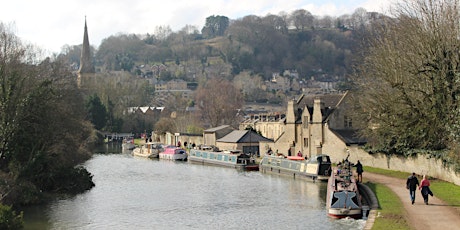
[344,116,352,128]
[303,116,308,128]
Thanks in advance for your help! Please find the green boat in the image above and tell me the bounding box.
[189,149,258,170]
[259,154,332,181]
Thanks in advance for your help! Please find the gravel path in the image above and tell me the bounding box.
[364,172,460,230]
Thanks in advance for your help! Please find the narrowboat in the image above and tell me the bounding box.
[132,142,162,158]
[159,146,187,161]
[259,154,332,181]
[326,159,362,219]
[188,149,258,170]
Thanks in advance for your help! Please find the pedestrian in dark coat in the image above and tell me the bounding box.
[406,172,420,204]
[354,160,363,182]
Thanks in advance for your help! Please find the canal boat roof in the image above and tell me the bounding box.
[223,149,242,154]
[286,156,304,161]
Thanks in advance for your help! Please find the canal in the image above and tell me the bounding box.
[22,144,365,229]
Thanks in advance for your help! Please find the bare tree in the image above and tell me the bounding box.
[350,8,369,29]
[195,77,243,128]
[353,0,460,154]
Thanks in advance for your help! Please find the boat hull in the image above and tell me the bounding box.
[159,153,187,161]
[188,155,245,168]
[132,149,159,158]
[159,147,187,161]
[327,208,362,219]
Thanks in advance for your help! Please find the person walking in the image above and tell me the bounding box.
[354,160,363,183]
[406,172,419,204]
[419,175,433,205]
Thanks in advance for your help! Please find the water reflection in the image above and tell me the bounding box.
[22,145,365,230]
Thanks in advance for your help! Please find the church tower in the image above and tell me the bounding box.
[78,17,95,74]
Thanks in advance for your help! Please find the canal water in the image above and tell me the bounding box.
[22,144,365,230]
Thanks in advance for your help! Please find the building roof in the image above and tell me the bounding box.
[329,129,367,145]
[204,125,231,133]
[127,106,164,114]
[297,93,346,109]
[297,93,347,123]
[217,130,273,143]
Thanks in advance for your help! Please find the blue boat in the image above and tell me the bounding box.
[189,149,258,170]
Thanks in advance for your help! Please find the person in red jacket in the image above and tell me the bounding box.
[419,174,433,205]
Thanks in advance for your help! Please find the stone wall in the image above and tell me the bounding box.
[332,146,460,186]
[319,126,460,185]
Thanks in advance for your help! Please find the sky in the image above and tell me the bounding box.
[1,0,393,55]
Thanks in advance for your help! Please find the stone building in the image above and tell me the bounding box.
[215,130,273,155]
[247,91,365,159]
[202,125,234,146]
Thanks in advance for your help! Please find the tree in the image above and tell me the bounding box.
[289,9,314,31]
[86,94,107,130]
[0,23,95,207]
[154,117,177,134]
[95,34,145,71]
[352,0,460,155]
[195,77,243,127]
[201,15,229,38]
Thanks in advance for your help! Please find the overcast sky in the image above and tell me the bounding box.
[1,0,393,54]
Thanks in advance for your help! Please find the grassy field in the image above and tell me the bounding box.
[364,166,460,229]
[134,138,144,146]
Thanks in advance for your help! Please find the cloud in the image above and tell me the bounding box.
[1,0,392,54]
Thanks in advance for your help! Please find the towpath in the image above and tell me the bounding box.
[364,172,460,230]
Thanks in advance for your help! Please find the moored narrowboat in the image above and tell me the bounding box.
[132,142,162,158]
[189,149,258,170]
[159,146,187,161]
[326,159,363,219]
[259,154,332,181]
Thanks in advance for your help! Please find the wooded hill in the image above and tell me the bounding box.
[57,8,384,84]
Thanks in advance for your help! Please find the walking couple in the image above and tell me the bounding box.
[406,172,433,205]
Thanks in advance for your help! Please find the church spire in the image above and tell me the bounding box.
[78,17,95,73]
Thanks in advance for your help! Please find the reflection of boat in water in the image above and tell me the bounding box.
[122,137,135,150]
[159,147,187,161]
[326,159,362,219]
[259,154,331,181]
[189,149,258,170]
[132,142,162,158]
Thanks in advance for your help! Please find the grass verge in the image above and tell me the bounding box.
[364,181,410,230]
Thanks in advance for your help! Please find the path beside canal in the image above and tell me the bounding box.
[364,172,460,230]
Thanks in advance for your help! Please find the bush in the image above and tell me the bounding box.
[0,204,23,229]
